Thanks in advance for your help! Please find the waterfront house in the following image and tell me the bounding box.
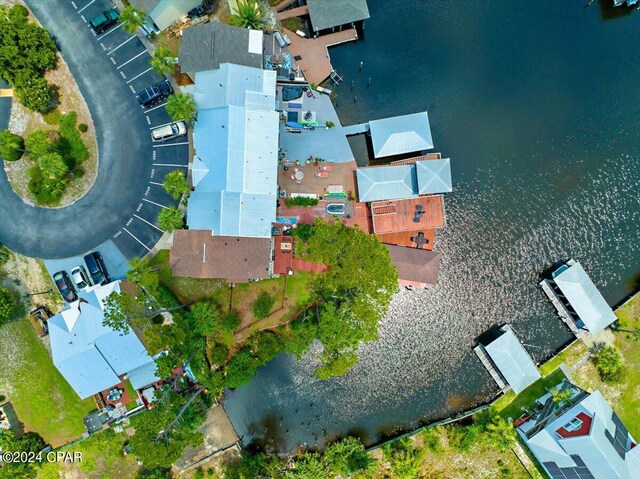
[170,230,272,282]
[540,260,617,336]
[356,158,452,202]
[385,245,441,288]
[48,281,158,400]
[178,22,264,83]
[306,0,370,36]
[369,111,434,159]
[130,0,202,33]
[474,324,541,394]
[518,385,640,479]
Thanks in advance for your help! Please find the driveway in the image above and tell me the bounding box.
[0,0,189,259]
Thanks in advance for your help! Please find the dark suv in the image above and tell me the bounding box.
[53,271,77,303]
[90,8,119,34]
[83,252,110,286]
[136,80,173,108]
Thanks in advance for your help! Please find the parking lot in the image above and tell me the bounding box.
[0,1,190,261]
[73,0,190,258]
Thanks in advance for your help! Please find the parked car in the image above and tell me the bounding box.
[70,265,91,290]
[151,121,187,142]
[53,271,77,303]
[83,252,110,286]
[90,8,119,34]
[136,80,173,108]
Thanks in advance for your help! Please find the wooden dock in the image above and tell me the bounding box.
[276,5,308,21]
[539,279,584,336]
[474,344,508,390]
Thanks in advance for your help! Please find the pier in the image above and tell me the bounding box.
[539,279,583,336]
[474,344,508,390]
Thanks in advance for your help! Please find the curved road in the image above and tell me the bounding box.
[0,0,188,259]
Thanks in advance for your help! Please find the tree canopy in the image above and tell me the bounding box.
[119,6,145,34]
[162,170,189,201]
[165,92,196,123]
[0,129,25,161]
[150,47,174,75]
[157,207,185,233]
[0,285,19,326]
[230,0,266,30]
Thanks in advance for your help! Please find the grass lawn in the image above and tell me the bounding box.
[496,368,567,421]
[0,319,94,446]
[37,429,139,479]
[538,340,587,376]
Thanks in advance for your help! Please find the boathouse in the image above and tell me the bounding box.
[369,111,434,158]
[474,325,541,394]
[540,260,616,336]
[385,245,441,288]
[306,0,370,35]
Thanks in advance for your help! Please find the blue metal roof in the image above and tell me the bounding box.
[356,164,418,202]
[48,282,156,399]
[553,261,616,334]
[416,158,452,194]
[369,111,434,158]
[128,360,160,390]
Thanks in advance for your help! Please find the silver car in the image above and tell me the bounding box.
[70,265,91,290]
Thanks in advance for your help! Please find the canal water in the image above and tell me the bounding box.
[223,0,640,451]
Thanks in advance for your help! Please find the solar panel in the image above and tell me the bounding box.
[562,469,579,479]
[577,471,595,479]
[570,455,585,467]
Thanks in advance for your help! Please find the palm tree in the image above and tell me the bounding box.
[37,153,68,180]
[128,257,158,294]
[163,170,189,200]
[0,130,25,161]
[550,385,573,404]
[486,416,517,452]
[165,92,196,123]
[157,207,184,233]
[120,6,145,34]
[230,0,266,30]
[150,47,174,75]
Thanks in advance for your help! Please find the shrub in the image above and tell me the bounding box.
[284,196,319,208]
[78,123,88,133]
[0,130,25,161]
[220,310,241,333]
[225,348,259,389]
[591,344,624,382]
[14,74,53,112]
[72,167,84,178]
[11,4,28,17]
[0,286,19,325]
[291,223,313,241]
[58,112,89,165]
[209,342,228,367]
[252,292,275,319]
[325,120,335,129]
[157,207,184,232]
[42,108,61,125]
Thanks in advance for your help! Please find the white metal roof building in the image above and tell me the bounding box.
[519,390,640,479]
[552,261,617,334]
[188,64,279,238]
[368,111,434,158]
[483,325,541,394]
[48,281,157,399]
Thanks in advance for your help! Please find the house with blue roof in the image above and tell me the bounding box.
[187,63,279,239]
[48,281,159,399]
[356,158,452,202]
[369,111,434,159]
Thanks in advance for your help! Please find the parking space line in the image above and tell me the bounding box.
[152,142,189,148]
[117,50,147,69]
[107,35,137,55]
[142,198,170,209]
[97,22,124,41]
[81,14,86,22]
[77,0,96,14]
[129,85,136,93]
[71,1,77,9]
[145,102,168,113]
[120,71,126,79]
[126,67,153,84]
[149,181,164,186]
[123,227,152,252]
[153,163,188,167]
[133,214,164,233]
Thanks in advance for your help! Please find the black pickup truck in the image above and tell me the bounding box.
[136,79,173,107]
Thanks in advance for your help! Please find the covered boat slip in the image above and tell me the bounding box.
[474,324,541,394]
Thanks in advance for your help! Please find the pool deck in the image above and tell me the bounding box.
[278,160,357,197]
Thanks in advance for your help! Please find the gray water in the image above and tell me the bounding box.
[223,0,640,451]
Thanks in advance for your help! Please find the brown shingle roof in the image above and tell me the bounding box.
[170,230,271,282]
[386,245,441,288]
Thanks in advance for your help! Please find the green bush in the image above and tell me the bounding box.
[78,123,88,133]
[14,74,53,112]
[58,112,89,165]
[252,292,275,319]
[291,223,313,241]
[284,196,319,208]
[0,130,25,161]
[591,344,624,382]
[225,348,259,389]
[0,286,20,326]
[209,342,228,367]
[42,108,61,125]
[220,310,241,333]
[11,4,29,17]
[72,167,84,178]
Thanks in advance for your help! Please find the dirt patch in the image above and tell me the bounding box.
[3,0,99,208]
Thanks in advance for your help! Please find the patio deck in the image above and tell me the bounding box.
[278,160,357,197]
[371,196,445,234]
[343,201,373,233]
[283,28,358,85]
[377,228,436,250]
[273,235,294,275]
[277,5,309,20]
[94,377,136,410]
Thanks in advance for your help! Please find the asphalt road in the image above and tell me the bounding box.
[0,0,189,259]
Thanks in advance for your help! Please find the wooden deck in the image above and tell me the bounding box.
[278,161,357,198]
[276,5,308,20]
[283,28,358,85]
[390,152,442,165]
[371,196,445,234]
[377,228,436,250]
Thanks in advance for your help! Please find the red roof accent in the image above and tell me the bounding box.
[556,412,593,438]
[291,259,328,273]
[273,236,293,275]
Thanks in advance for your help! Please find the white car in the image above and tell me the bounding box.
[70,265,91,290]
[151,121,187,142]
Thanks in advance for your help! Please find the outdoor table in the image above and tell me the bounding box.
[294,171,304,181]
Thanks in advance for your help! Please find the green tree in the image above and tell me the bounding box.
[163,170,189,200]
[286,452,327,479]
[157,207,184,232]
[189,301,219,336]
[220,310,241,333]
[165,92,196,122]
[323,436,373,475]
[14,73,53,112]
[230,0,266,29]
[0,430,47,479]
[591,344,624,382]
[37,152,68,181]
[291,223,313,241]
[120,5,145,34]
[0,129,25,161]
[252,291,275,319]
[150,47,174,75]
[306,220,398,379]
[225,348,258,389]
[128,257,159,295]
[486,415,517,452]
[550,385,573,403]
[103,291,186,332]
[284,318,317,359]
[25,129,53,157]
[0,286,18,325]
[209,342,228,367]
[382,438,421,479]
